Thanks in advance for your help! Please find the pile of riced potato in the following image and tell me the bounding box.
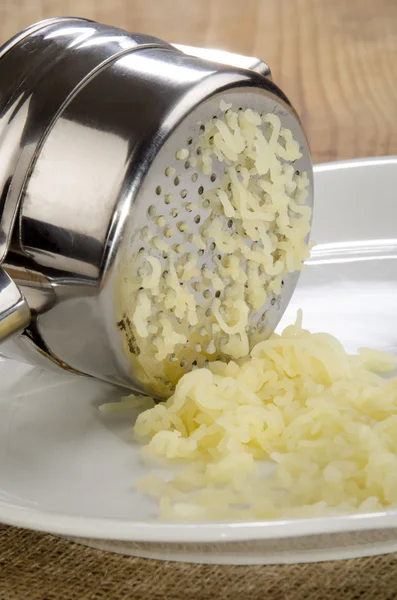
[103,101,397,521]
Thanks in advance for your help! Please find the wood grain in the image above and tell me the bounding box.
[0,0,397,163]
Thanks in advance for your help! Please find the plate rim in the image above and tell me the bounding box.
[1,501,397,542]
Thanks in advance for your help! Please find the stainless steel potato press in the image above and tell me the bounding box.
[0,17,313,398]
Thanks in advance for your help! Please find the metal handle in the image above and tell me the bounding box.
[173,44,272,79]
[0,268,31,344]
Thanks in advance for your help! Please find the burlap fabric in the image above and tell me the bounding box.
[2,524,397,600]
[2,1,397,598]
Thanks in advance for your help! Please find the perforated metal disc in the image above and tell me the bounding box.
[116,87,313,398]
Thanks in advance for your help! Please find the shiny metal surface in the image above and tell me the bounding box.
[0,16,171,265]
[0,16,172,367]
[0,18,313,396]
[173,44,272,79]
[0,267,30,342]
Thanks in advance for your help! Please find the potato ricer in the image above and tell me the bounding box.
[0,17,313,398]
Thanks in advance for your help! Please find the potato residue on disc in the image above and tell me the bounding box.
[118,101,311,397]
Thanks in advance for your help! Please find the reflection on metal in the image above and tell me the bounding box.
[22,326,84,375]
[0,268,30,343]
[173,44,272,79]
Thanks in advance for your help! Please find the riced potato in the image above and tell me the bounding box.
[129,312,397,521]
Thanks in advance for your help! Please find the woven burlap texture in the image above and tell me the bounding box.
[2,524,397,600]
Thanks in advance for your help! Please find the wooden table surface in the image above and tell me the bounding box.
[1,0,397,163]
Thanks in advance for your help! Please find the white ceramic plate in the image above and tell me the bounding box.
[1,157,397,565]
